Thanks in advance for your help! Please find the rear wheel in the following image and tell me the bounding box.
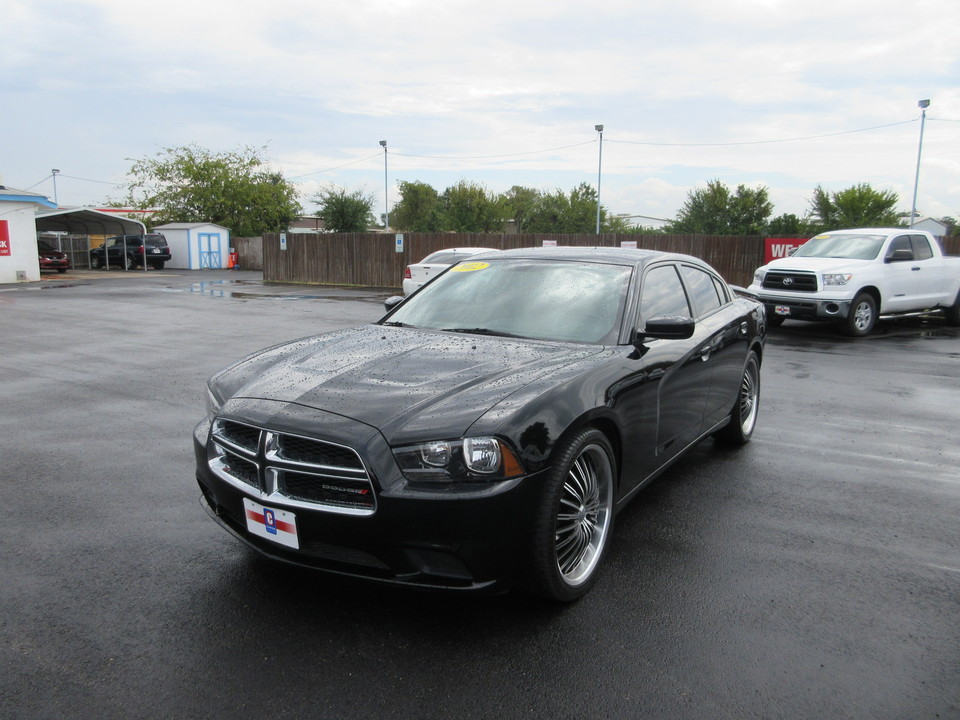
[90,256,102,269]
[150,261,165,270]
[715,351,760,445]
[945,290,960,327]
[843,292,877,337]
[525,428,615,602]
[123,254,135,270]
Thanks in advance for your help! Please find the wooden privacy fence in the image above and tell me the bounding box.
[262,232,773,289]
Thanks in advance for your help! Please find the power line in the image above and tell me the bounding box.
[606,119,918,148]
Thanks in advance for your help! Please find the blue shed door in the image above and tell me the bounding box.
[198,233,222,269]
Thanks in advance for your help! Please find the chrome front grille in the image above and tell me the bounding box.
[209,419,376,515]
[762,270,819,292]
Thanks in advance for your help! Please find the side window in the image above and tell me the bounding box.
[640,265,691,321]
[712,277,731,304]
[911,235,933,260]
[887,236,914,261]
[680,265,722,318]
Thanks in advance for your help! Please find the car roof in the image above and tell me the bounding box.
[486,245,706,270]
[820,228,917,235]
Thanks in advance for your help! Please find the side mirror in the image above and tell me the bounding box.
[98,243,105,249]
[383,295,405,312]
[885,248,913,263]
[635,315,696,343]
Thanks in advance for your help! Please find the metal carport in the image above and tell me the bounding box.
[34,208,147,270]
[34,208,146,236]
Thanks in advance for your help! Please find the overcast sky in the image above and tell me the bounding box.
[3,0,958,225]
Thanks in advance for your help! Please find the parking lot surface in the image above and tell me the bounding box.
[2,269,958,720]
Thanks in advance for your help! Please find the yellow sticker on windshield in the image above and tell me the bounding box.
[452,261,490,272]
[813,234,830,239]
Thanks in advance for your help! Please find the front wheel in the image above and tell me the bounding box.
[843,292,877,337]
[715,351,760,445]
[525,428,615,602]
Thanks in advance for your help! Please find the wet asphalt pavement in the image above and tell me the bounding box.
[1,269,958,720]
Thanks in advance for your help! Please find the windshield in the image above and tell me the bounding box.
[385,258,633,344]
[792,233,886,260]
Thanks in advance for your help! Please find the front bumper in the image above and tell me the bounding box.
[753,292,852,321]
[193,406,547,593]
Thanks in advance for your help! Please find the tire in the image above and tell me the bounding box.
[150,261,165,270]
[945,290,960,327]
[90,256,102,270]
[715,351,760,445]
[525,427,615,602]
[124,254,135,271]
[57,268,67,274]
[844,292,877,337]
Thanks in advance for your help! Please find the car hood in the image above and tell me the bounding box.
[213,324,604,444]
[765,256,873,273]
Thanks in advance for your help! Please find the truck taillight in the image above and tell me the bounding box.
[137,246,145,254]
[404,267,412,279]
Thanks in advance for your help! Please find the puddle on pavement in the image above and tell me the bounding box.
[162,281,387,303]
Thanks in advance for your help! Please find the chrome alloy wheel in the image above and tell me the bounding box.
[555,444,613,586]
[852,300,873,333]
[737,363,759,436]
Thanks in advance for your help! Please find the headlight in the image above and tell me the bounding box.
[205,384,223,417]
[752,269,765,285]
[393,437,525,483]
[822,273,852,286]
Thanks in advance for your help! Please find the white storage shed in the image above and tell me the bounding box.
[152,223,231,269]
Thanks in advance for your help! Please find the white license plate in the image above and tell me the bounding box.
[243,498,299,549]
[774,305,791,316]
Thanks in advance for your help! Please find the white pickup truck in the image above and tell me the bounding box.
[748,227,960,336]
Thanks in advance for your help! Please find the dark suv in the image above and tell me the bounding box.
[90,233,172,270]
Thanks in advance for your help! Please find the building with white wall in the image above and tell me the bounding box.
[0,186,57,283]
[152,223,232,269]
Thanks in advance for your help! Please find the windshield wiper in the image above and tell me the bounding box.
[442,327,522,338]
[381,320,415,328]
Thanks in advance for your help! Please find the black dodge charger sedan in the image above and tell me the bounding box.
[195,247,766,601]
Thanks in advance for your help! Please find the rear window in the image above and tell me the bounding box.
[144,235,167,247]
[422,251,478,265]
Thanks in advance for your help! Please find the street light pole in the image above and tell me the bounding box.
[595,125,604,234]
[379,140,389,230]
[51,169,60,207]
[909,99,930,228]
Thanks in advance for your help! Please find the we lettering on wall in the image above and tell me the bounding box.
[764,237,809,264]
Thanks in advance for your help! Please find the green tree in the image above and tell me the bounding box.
[120,144,301,235]
[314,185,375,233]
[767,213,805,236]
[390,181,442,232]
[807,183,901,232]
[669,180,773,235]
[501,185,540,233]
[439,180,507,232]
[525,183,605,233]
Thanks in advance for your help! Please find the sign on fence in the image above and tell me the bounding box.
[395,234,404,253]
[764,237,809,264]
[0,221,10,256]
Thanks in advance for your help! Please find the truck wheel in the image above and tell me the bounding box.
[524,428,615,602]
[945,291,960,327]
[90,256,102,269]
[844,293,876,337]
[715,351,760,445]
[124,254,135,270]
